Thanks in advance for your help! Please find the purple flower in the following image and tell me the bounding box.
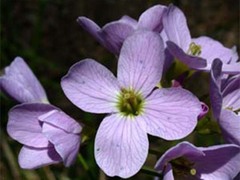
[8,103,82,169]
[77,5,166,55]
[0,57,48,103]
[61,31,202,178]
[163,4,240,74]
[155,141,240,180]
[1,57,82,169]
[210,59,240,145]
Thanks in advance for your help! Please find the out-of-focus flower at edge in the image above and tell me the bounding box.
[0,57,49,103]
[210,59,240,145]
[61,30,202,178]
[77,5,174,72]
[8,103,82,169]
[77,5,166,55]
[154,141,240,180]
[1,57,82,169]
[163,4,240,74]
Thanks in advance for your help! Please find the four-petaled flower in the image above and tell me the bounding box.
[61,31,201,178]
[163,4,240,74]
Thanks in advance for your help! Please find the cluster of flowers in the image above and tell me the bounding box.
[1,4,240,180]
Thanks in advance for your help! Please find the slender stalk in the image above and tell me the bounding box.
[77,154,95,180]
[1,129,21,179]
[140,166,163,179]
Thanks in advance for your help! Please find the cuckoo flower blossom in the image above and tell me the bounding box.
[210,59,240,145]
[1,57,82,169]
[163,4,240,74]
[61,31,202,178]
[155,141,240,180]
[0,57,48,103]
[77,5,166,55]
[8,104,82,169]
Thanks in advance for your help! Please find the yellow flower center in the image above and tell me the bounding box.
[117,88,144,117]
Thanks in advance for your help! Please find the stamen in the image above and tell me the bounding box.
[117,88,144,116]
[187,42,202,56]
[190,168,197,175]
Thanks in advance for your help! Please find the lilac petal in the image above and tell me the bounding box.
[196,144,240,180]
[192,36,239,65]
[161,29,174,73]
[42,123,81,166]
[155,142,204,172]
[163,5,191,51]
[219,110,240,145]
[77,17,103,44]
[210,59,223,119]
[118,30,164,97]
[7,103,56,147]
[223,88,240,111]
[101,21,135,54]
[198,63,240,74]
[221,63,240,74]
[61,59,120,114]
[222,75,240,98]
[119,15,138,28]
[18,145,62,169]
[144,88,201,140]
[138,5,166,32]
[162,164,174,180]
[94,114,148,178]
[166,41,207,69]
[0,57,48,103]
[39,109,82,134]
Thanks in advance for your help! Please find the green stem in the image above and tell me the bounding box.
[77,154,95,180]
[140,166,163,179]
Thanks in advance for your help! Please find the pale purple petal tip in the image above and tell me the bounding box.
[145,88,201,140]
[95,114,148,178]
[197,144,240,180]
[0,57,48,103]
[101,21,135,54]
[19,145,62,169]
[39,109,82,134]
[219,110,240,145]
[61,59,120,114]
[42,123,81,166]
[77,16,103,43]
[138,5,166,32]
[7,103,56,148]
[192,36,239,65]
[119,15,138,28]
[163,4,191,51]
[118,30,164,97]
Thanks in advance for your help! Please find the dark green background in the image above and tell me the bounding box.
[0,0,239,179]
